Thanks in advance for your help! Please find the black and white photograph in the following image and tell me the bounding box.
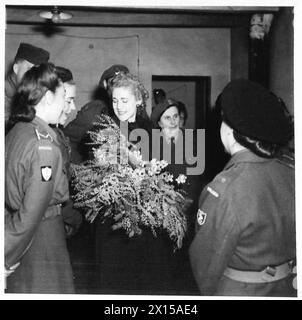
[2,0,300,301]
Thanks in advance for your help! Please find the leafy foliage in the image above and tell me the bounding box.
[71,115,188,250]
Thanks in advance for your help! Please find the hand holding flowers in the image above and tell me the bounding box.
[71,115,189,250]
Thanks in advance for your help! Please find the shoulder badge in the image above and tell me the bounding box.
[41,166,52,182]
[197,209,207,226]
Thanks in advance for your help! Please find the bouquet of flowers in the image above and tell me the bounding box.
[71,115,188,249]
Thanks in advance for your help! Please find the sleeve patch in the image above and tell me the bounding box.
[41,166,52,181]
[197,209,207,225]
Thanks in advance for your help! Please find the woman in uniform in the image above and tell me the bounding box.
[189,79,295,297]
[5,63,75,293]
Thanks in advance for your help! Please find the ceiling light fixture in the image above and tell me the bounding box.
[39,6,73,23]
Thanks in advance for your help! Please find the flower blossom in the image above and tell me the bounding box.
[176,174,187,184]
[162,172,173,183]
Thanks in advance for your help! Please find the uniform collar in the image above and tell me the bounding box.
[224,149,270,170]
[32,116,60,145]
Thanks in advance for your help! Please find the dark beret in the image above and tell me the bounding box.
[151,98,179,126]
[219,79,293,144]
[99,64,129,87]
[15,43,49,65]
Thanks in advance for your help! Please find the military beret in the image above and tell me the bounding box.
[219,79,293,144]
[15,43,50,65]
[151,98,179,126]
[99,64,129,87]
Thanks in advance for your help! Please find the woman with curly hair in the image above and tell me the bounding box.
[110,71,151,135]
[92,72,175,294]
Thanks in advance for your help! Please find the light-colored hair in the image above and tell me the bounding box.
[111,72,149,108]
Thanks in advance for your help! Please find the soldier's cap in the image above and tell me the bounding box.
[219,79,293,144]
[99,64,129,87]
[15,43,50,65]
[151,98,179,126]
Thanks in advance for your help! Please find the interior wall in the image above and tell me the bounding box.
[231,27,249,80]
[5,24,230,123]
[269,7,294,115]
[152,80,196,129]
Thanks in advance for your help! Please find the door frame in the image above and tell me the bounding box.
[152,75,211,129]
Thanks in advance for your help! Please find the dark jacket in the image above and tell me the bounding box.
[189,149,296,296]
[5,117,74,293]
[157,129,204,234]
[52,126,82,237]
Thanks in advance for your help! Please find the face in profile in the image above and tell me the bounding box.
[112,86,141,122]
[47,83,66,125]
[158,106,180,135]
[59,83,76,125]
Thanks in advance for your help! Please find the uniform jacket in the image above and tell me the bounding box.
[5,117,74,293]
[189,149,295,296]
[63,99,108,163]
